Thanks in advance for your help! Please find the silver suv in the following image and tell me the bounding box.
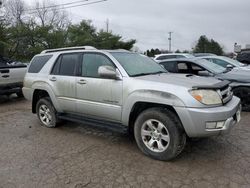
[23,46,241,161]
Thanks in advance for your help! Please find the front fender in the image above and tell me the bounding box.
[121,90,185,125]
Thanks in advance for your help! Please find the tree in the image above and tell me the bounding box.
[0,0,136,60]
[67,21,136,50]
[193,35,223,55]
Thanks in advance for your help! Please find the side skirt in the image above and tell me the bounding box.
[57,113,128,134]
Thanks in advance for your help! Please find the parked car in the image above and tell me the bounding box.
[159,58,250,110]
[193,53,217,57]
[199,56,250,70]
[0,56,27,97]
[23,46,241,161]
[237,52,250,64]
[154,53,194,62]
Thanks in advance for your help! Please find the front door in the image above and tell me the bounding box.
[76,53,123,122]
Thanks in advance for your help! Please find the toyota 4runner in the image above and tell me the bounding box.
[23,46,241,161]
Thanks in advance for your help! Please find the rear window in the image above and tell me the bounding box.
[28,55,52,73]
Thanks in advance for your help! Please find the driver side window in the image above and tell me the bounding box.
[190,63,205,75]
[81,53,115,78]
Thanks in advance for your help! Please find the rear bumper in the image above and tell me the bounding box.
[175,96,241,137]
[0,82,23,95]
[22,87,33,101]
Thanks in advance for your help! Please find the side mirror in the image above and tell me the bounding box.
[98,65,121,80]
[198,70,212,76]
[226,64,234,69]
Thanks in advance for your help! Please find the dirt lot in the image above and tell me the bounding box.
[0,96,249,188]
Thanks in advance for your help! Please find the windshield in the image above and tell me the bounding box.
[220,57,245,67]
[111,52,167,76]
[197,59,226,74]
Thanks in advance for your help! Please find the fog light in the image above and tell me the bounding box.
[216,121,225,129]
[206,122,216,129]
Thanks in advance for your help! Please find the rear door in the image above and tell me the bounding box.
[76,52,123,122]
[49,53,81,113]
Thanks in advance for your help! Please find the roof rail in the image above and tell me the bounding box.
[41,46,97,54]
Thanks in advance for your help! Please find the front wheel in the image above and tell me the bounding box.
[36,97,58,128]
[134,108,186,161]
[16,91,24,98]
[233,87,250,111]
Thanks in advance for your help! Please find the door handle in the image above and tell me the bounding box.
[49,77,57,82]
[77,79,87,85]
[2,75,9,78]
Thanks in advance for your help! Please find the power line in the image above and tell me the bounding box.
[28,0,107,14]
[25,0,90,12]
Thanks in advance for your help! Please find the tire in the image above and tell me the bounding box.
[233,87,250,111]
[36,97,58,128]
[16,91,24,98]
[134,107,186,161]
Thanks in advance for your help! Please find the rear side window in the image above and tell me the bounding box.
[51,53,81,76]
[160,61,177,72]
[28,55,52,73]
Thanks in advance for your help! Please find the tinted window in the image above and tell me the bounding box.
[190,63,205,75]
[28,55,52,73]
[51,53,80,76]
[82,53,114,78]
[176,55,184,58]
[161,61,177,72]
[177,62,190,73]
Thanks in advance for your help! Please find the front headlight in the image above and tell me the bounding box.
[189,89,222,105]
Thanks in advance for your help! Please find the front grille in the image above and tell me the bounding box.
[219,85,233,104]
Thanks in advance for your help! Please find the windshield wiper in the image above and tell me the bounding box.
[131,71,166,77]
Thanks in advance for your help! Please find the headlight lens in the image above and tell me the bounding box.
[189,89,222,105]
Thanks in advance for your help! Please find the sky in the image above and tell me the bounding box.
[24,0,250,52]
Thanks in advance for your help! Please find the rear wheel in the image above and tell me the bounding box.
[16,91,24,98]
[134,108,186,161]
[233,87,250,111]
[36,97,58,128]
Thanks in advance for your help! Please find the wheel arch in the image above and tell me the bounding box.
[127,101,185,136]
[31,82,61,113]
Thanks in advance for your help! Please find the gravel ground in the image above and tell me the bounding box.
[0,96,250,188]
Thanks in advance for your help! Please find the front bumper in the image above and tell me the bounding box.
[174,96,241,137]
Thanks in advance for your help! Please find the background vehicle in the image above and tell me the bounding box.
[0,56,27,97]
[199,56,250,70]
[159,58,250,110]
[23,47,241,161]
[237,52,250,64]
[154,53,194,62]
[193,53,217,57]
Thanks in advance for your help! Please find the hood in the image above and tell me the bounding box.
[216,69,250,83]
[135,73,221,89]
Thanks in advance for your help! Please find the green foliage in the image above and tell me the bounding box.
[145,48,161,57]
[193,35,223,55]
[0,11,136,61]
[67,21,136,50]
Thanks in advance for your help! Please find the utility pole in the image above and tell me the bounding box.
[168,32,173,52]
[105,18,109,33]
